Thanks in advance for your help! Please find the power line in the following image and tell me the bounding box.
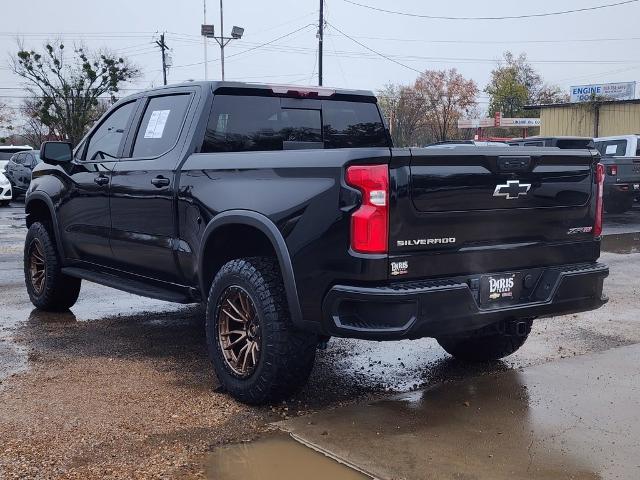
[323,32,640,45]
[343,0,639,20]
[327,22,422,74]
[166,23,315,71]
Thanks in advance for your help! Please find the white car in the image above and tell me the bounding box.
[0,170,12,206]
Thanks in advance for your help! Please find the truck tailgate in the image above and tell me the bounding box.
[388,147,600,280]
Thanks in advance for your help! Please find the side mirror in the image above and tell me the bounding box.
[40,141,73,164]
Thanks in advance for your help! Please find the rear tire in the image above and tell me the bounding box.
[436,318,533,362]
[24,222,81,311]
[205,256,317,405]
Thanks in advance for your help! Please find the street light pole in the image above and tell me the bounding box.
[220,0,225,81]
[203,0,208,80]
[201,0,243,81]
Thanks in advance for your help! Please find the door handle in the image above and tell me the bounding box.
[94,175,109,186]
[151,176,170,188]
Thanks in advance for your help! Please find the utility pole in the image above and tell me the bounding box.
[155,33,169,85]
[318,0,324,86]
[203,0,208,80]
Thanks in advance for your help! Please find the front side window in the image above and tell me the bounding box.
[85,101,136,161]
[131,94,191,158]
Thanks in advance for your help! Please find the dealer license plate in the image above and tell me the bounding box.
[479,272,522,306]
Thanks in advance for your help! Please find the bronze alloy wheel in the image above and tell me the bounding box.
[217,286,261,377]
[29,238,46,295]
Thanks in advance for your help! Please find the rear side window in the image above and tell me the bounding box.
[595,140,627,157]
[201,94,388,153]
[132,94,191,158]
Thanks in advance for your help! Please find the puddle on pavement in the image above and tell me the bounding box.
[601,232,640,254]
[280,346,640,480]
[205,433,369,480]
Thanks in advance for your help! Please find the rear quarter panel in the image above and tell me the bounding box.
[177,147,391,324]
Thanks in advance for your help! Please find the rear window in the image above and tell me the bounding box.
[595,140,627,157]
[555,139,592,149]
[201,94,388,153]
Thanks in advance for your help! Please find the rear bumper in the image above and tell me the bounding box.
[605,182,640,197]
[0,184,11,200]
[322,262,609,340]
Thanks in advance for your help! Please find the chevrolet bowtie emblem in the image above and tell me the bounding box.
[493,180,531,200]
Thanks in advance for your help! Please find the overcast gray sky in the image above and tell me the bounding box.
[1,0,639,114]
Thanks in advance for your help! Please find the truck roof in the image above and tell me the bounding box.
[594,134,640,142]
[121,81,377,102]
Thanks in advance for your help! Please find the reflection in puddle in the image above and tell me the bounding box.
[27,309,77,324]
[205,434,369,480]
[279,359,640,480]
[601,232,640,254]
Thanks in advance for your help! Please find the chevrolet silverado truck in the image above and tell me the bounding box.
[594,135,640,213]
[24,82,609,404]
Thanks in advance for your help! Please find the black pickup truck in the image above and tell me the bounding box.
[24,82,608,404]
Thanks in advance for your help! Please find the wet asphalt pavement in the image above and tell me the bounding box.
[1,200,640,478]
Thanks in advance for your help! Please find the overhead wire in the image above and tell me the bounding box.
[342,0,639,20]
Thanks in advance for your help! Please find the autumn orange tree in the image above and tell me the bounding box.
[378,69,478,146]
[415,69,478,142]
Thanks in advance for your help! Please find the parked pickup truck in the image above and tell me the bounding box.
[594,135,640,213]
[24,82,609,404]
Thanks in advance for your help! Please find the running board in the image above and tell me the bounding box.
[62,267,196,304]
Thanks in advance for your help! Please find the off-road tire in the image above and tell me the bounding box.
[24,222,81,311]
[205,256,317,405]
[436,317,533,362]
[604,196,633,214]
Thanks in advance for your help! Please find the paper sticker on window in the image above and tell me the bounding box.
[144,110,171,139]
[605,144,619,155]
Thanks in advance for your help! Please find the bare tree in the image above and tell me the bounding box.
[12,41,139,145]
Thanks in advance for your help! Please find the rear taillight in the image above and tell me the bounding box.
[345,165,389,253]
[594,163,605,237]
[607,164,618,176]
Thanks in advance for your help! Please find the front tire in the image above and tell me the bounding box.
[24,222,81,311]
[436,318,533,362]
[205,257,317,405]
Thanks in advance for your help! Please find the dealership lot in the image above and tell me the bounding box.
[1,200,639,478]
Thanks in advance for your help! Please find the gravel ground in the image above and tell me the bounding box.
[0,201,639,478]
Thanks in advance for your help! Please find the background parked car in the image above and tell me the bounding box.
[594,135,640,213]
[5,150,41,197]
[0,170,12,206]
[508,136,594,149]
[0,145,32,162]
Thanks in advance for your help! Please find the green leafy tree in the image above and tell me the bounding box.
[12,42,139,145]
[485,51,566,117]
